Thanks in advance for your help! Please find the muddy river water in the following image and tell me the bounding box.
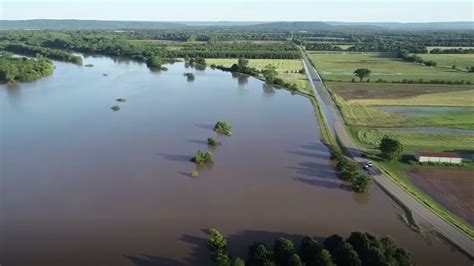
[0,56,471,265]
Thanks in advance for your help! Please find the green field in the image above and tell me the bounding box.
[349,127,474,151]
[328,82,474,129]
[418,54,474,70]
[308,52,474,82]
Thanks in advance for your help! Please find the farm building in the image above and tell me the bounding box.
[415,151,462,164]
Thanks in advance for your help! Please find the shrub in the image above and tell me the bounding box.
[183,72,195,81]
[191,150,214,164]
[352,175,371,193]
[207,138,221,146]
[214,121,232,136]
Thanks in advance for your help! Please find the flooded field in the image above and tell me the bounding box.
[409,168,474,225]
[0,56,471,265]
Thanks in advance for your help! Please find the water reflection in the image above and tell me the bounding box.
[262,83,276,96]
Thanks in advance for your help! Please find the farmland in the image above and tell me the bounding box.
[308,52,474,82]
[417,53,474,70]
[349,127,474,151]
[409,168,474,225]
[309,49,474,232]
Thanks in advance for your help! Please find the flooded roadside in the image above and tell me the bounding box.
[0,56,471,265]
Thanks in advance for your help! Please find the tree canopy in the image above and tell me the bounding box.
[379,135,404,161]
[207,230,414,266]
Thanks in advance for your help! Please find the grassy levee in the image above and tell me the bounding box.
[374,159,474,239]
[348,127,474,152]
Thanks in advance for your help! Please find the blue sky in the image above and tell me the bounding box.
[1,0,473,22]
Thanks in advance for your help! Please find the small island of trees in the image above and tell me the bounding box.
[214,121,232,136]
[184,72,195,81]
[208,138,221,147]
[191,150,214,164]
[0,52,54,83]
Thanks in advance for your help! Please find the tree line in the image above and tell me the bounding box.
[2,43,82,64]
[208,229,413,266]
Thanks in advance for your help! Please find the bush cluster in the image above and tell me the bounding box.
[329,147,371,193]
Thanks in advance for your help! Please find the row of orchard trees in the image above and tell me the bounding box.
[208,229,413,266]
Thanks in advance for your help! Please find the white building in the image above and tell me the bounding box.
[415,151,462,164]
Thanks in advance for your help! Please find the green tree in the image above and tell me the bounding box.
[208,138,221,146]
[208,229,230,266]
[208,229,227,252]
[233,257,245,266]
[299,235,321,265]
[214,251,231,266]
[353,68,371,81]
[394,248,414,266]
[191,150,214,164]
[238,57,249,68]
[352,174,371,193]
[379,135,404,161]
[214,121,232,136]
[324,235,344,255]
[247,243,272,266]
[273,237,296,265]
[340,161,360,182]
[262,64,278,83]
[288,254,303,266]
[316,249,335,266]
[334,243,361,266]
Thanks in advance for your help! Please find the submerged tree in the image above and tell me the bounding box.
[191,150,214,164]
[352,174,372,193]
[184,72,195,81]
[208,138,221,147]
[214,121,232,136]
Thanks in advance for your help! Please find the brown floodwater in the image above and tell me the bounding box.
[0,56,471,266]
[409,168,474,225]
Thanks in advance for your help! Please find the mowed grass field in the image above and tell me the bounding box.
[206,58,311,92]
[349,127,474,151]
[308,52,474,82]
[418,54,474,70]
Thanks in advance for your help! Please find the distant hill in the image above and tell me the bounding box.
[0,19,472,31]
[0,19,187,30]
[326,21,474,31]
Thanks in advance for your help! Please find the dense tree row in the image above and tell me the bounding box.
[297,31,473,53]
[2,43,82,64]
[175,42,299,59]
[429,48,474,54]
[329,147,371,193]
[0,52,53,83]
[208,229,413,266]
[303,42,343,51]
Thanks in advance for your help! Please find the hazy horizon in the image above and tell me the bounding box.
[1,0,473,22]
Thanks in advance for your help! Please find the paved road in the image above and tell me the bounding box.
[301,52,474,258]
